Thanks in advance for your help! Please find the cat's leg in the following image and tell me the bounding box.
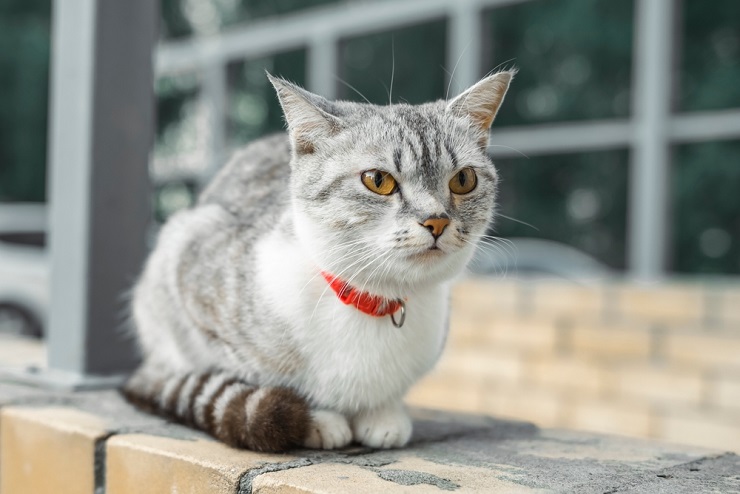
[303,409,353,449]
[351,400,413,449]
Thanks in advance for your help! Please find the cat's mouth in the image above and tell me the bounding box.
[409,246,446,260]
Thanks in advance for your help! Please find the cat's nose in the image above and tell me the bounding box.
[421,216,451,239]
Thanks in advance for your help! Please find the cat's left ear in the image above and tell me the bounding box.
[267,72,341,156]
[446,69,515,148]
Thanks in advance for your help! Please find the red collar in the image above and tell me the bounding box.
[321,272,404,319]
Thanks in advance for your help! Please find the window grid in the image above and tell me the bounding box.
[154,0,740,279]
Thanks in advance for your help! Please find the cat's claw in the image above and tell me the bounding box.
[304,410,352,450]
[352,402,412,449]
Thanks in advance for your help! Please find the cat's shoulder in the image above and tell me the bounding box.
[198,132,292,217]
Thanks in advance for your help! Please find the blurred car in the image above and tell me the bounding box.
[0,203,48,338]
[468,237,613,280]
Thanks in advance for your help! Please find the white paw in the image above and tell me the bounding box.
[303,409,352,450]
[352,403,413,449]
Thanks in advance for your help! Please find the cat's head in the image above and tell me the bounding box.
[269,71,513,295]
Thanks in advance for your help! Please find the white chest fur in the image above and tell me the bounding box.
[254,228,450,413]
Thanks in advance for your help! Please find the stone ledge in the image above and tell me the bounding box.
[0,381,739,493]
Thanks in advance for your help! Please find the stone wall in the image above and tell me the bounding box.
[407,278,740,452]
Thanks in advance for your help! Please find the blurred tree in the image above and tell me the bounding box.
[673,140,740,275]
[679,0,740,111]
[227,49,307,147]
[493,150,629,269]
[338,20,447,105]
[483,0,634,126]
[0,0,50,202]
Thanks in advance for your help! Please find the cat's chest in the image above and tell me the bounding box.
[298,288,449,411]
[254,231,450,411]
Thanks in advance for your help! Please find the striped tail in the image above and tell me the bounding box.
[122,366,310,452]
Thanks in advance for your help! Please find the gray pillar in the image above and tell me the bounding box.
[628,0,675,279]
[45,0,157,384]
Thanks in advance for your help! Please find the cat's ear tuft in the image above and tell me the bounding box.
[446,69,516,148]
[267,72,341,155]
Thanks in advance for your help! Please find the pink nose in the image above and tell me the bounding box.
[421,217,450,239]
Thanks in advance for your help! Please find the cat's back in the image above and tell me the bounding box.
[199,132,292,221]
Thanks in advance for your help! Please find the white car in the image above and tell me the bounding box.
[0,203,48,338]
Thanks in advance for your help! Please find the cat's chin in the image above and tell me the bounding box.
[398,247,471,285]
[407,247,446,262]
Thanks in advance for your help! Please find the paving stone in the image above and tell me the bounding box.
[0,406,109,494]
[0,383,738,493]
[107,434,297,494]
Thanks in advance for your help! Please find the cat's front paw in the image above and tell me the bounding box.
[352,402,412,449]
[304,409,352,450]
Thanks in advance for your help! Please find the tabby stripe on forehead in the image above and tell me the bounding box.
[393,148,402,173]
[444,140,459,169]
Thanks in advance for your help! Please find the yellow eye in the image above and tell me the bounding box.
[449,168,477,194]
[361,170,398,195]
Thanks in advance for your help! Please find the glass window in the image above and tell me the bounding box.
[226,49,307,148]
[338,20,447,105]
[492,149,629,271]
[678,0,740,112]
[482,0,634,126]
[672,140,740,275]
[0,0,51,202]
[152,73,206,180]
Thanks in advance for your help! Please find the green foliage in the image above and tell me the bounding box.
[679,0,740,112]
[672,140,740,274]
[226,50,307,147]
[493,150,628,269]
[339,20,448,105]
[484,0,634,126]
[0,0,50,202]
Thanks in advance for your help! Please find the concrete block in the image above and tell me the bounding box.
[481,317,559,354]
[106,434,295,494]
[719,287,740,327]
[664,332,740,371]
[710,375,740,412]
[656,408,740,453]
[611,364,704,406]
[569,322,652,361]
[481,383,563,428]
[252,456,539,493]
[616,283,704,324]
[525,356,605,395]
[531,281,604,319]
[0,406,109,494]
[450,278,522,317]
[405,374,483,413]
[565,398,652,438]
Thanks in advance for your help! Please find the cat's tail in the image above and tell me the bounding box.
[122,365,310,452]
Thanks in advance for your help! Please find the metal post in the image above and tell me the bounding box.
[308,33,338,100]
[448,0,481,97]
[203,61,227,182]
[628,0,675,280]
[42,0,157,388]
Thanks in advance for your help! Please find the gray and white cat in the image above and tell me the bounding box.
[124,70,514,452]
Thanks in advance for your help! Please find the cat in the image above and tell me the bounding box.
[123,69,514,452]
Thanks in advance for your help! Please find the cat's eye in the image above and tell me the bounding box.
[361,170,398,195]
[449,168,477,194]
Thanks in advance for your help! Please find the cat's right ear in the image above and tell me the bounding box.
[267,72,341,156]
